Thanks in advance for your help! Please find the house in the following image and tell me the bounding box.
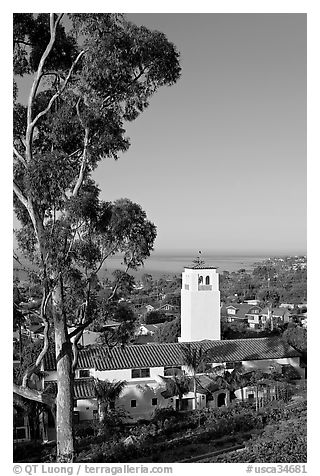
[157,303,179,314]
[260,307,291,327]
[222,304,262,326]
[144,304,156,313]
[135,304,157,319]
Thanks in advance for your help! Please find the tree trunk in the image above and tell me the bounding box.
[255,385,259,412]
[193,373,197,410]
[240,387,244,402]
[53,283,74,463]
[19,324,23,366]
[98,401,104,424]
[97,401,106,435]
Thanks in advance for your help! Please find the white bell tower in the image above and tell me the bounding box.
[179,265,221,342]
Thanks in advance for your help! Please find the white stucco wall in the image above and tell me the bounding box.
[74,398,97,421]
[180,268,221,342]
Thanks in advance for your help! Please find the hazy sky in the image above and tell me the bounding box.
[15,13,307,256]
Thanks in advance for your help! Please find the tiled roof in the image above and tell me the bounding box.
[185,265,217,270]
[43,337,300,372]
[44,378,96,399]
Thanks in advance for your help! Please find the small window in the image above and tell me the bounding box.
[164,366,182,377]
[79,369,90,378]
[131,368,150,378]
[205,276,210,285]
[131,369,140,378]
[198,275,203,284]
[141,368,150,378]
[152,398,158,406]
[226,361,242,370]
[131,400,137,408]
[248,393,254,400]
[73,411,80,424]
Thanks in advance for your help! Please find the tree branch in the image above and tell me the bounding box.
[100,65,148,111]
[72,126,90,197]
[21,292,52,388]
[93,243,121,276]
[29,49,85,132]
[13,180,28,209]
[106,260,133,302]
[26,13,63,162]
[13,145,27,168]
[13,383,56,407]
[71,303,87,372]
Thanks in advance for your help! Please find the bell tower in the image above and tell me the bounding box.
[179,265,221,342]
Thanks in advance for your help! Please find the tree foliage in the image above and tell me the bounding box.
[144,310,168,325]
[283,326,307,362]
[154,316,181,343]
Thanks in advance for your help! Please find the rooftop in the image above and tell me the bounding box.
[43,337,300,372]
[44,378,96,399]
[184,265,218,270]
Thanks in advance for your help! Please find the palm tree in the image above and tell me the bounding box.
[160,374,191,410]
[93,378,127,425]
[181,343,208,410]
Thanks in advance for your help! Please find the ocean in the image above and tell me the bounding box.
[13,253,268,283]
[102,253,268,279]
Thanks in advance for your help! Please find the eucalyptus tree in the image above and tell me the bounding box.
[13,13,180,461]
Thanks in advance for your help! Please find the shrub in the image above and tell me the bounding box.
[74,422,95,439]
[208,405,307,463]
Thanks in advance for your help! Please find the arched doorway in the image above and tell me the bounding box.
[217,392,226,407]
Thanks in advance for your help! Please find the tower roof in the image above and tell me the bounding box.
[184,265,217,270]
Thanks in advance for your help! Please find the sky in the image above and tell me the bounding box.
[94,13,307,255]
[14,13,307,256]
